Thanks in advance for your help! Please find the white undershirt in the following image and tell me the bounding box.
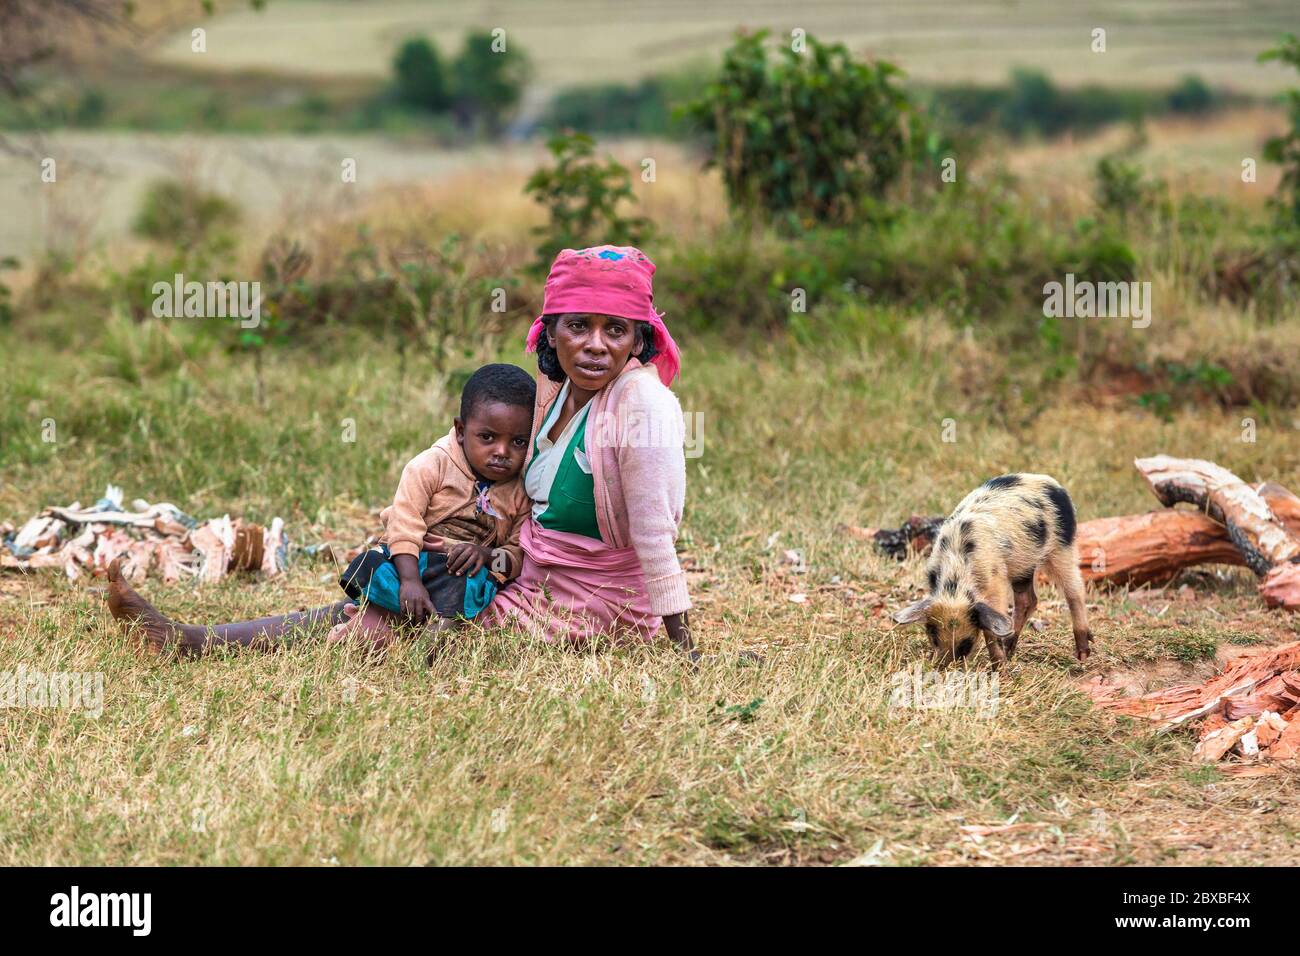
[525,381,592,521]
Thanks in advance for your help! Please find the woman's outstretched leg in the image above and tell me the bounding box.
[106,559,349,656]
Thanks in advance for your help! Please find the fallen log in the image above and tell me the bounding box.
[1135,456,1300,610]
[1262,564,1300,610]
[1135,456,1300,575]
[1073,510,1243,586]
[1257,482,1300,537]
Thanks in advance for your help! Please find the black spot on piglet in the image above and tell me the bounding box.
[983,474,1022,491]
[1027,516,1048,546]
[1045,483,1078,545]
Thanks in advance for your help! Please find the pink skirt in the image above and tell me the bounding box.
[478,518,660,644]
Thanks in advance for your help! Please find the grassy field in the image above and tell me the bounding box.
[147,0,1300,93]
[3,3,1300,866]
[4,287,1300,864]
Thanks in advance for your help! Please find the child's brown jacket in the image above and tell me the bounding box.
[379,428,530,581]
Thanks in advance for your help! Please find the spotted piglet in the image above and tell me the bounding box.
[892,474,1094,666]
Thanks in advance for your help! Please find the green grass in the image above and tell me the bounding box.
[3,309,1299,865]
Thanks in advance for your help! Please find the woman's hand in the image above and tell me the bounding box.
[662,611,699,663]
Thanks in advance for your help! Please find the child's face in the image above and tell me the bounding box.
[455,401,532,483]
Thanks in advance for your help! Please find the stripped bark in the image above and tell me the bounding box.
[1134,456,1300,576]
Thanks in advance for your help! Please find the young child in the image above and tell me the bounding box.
[331,363,535,647]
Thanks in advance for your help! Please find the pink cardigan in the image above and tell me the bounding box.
[528,359,690,617]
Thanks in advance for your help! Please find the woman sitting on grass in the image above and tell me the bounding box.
[106,244,697,660]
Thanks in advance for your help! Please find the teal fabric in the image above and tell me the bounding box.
[352,545,497,618]
[461,564,497,617]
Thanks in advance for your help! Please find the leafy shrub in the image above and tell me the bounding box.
[386,234,515,375]
[73,89,107,126]
[523,131,652,275]
[1137,361,1237,420]
[1259,34,1300,226]
[658,229,799,329]
[131,178,241,245]
[392,37,449,112]
[1063,227,1138,283]
[1093,133,1166,224]
[684,30,916,226]
[246,230,516,380]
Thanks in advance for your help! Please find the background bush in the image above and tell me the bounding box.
[684,30,918,226]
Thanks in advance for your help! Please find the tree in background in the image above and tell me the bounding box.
[449,30,529,135]
[1167,75,1213,114]
[684,30,916,227]
[392,37,448,113]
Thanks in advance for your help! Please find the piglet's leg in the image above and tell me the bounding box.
[1046,547,1093,660]
[1007,578,1038,660]
[981,574,1013,667]
[983,630,1008,667]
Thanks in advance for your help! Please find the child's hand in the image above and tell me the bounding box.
[445,542,492,576]
[422,533,448,553]
[398,579,435,621]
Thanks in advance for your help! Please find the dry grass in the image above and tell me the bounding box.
[1001,107,1288,213]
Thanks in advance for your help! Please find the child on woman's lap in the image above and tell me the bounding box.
[329,364,535,649]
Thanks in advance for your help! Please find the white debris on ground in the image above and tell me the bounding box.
[0,485,287,584]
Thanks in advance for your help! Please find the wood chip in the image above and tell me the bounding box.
[1194,715,1255,762]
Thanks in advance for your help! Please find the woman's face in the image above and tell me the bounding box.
[547,312,639,392]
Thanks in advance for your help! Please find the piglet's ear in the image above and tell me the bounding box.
[973,602,1013,638]
[892,597,933,626]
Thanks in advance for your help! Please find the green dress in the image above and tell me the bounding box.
[529,398,602,541]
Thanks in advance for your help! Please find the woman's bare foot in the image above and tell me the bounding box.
[106,558,185,654]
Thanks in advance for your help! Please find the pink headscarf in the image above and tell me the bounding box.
[525,245,681,386]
